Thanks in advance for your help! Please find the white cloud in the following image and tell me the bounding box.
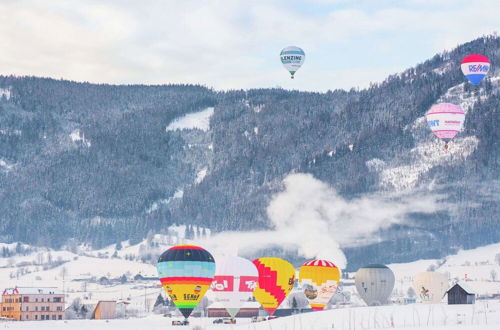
[200,173,445,268]
[0,0,498,91]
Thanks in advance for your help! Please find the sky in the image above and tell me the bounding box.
[0,0,498,91]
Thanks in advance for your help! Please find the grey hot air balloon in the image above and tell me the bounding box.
[355,264,395,306]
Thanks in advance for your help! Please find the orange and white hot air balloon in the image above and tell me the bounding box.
[299,259,340,311]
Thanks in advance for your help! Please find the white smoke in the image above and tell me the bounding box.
[201,173,445,269]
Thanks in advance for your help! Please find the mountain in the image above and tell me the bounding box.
[0,35,499,270]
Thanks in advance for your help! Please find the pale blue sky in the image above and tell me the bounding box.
[0,0,498,91]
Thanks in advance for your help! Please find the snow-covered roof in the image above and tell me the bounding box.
[3,287,63,295]
[448,281,475,295]
[208,301,261,309]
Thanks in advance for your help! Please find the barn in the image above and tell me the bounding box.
[446,282,475,305]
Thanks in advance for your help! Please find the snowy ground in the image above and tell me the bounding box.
[1,300,499,329]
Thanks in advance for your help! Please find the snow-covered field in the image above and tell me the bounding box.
[1,301,499,329]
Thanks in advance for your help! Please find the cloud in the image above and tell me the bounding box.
[0,0,498,91]
[201,173,445,268]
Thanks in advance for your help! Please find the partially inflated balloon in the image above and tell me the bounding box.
[355,264,395,306]
[426,103,465,145]
[413,272,449,304]
[299,259,340,311]
[253,257,295,315]
[157,245,215,318]
[211,256,258,317]
[280,46,305,79]
[461,54,490,86]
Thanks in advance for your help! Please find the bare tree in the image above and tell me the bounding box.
[491,269,497,282]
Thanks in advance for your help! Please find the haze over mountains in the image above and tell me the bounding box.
[0,35,498,270]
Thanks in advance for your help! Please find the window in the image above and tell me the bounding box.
[41,298,44,302]
[46,306,50,311]
[47,298,50,302]
[35,315,38,320]
[25,315,29,320]
[58,315,62,320]
[46,314,49,320]
[41,307,45,311]
[52,315,56,320]
[35,298,38,302]
[35,306,38,311]
[53,297,62,302]
[25,306,29,311]
[41,315,45,320]
[57,306,62,311]
[23,296,29,302]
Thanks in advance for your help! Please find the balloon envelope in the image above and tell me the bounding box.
[426,103,465,142]
[355,264,395,306]
[461,54,490,86]
[156,245,215,318]
[280,46,305,78]
[413,272,449,304]
[253,257,295,316]
[211,256,258,317]
[299,259,340,311]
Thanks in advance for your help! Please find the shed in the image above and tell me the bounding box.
[446,282,475,305]
[91,301,117,319]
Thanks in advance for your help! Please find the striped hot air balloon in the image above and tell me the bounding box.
[156,245,215,319]
[426,103,465,149]
[299,259,340,311]
[461,54,490,87]
[253,257,295,316]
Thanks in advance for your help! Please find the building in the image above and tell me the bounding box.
[0,287,65,321]
[207,302,260,318]
[91,301,117,320]
[446,282,476,305]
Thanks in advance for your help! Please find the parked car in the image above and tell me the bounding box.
[171,319,189,326]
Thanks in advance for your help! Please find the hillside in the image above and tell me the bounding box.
[0,35,499,268]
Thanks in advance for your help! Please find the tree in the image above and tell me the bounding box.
[292,296,298,310]
[154,294,165,308]
[116,241,123,251]
[407,287,416,298]
[491,269,497,282]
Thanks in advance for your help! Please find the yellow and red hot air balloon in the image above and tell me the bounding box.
[253,257,295,316]
[156,245,215,319]
[299,259,340,311]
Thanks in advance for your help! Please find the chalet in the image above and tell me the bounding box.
[446,282,476,305]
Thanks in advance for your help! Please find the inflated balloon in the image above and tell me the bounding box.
[299,259,340,311]
[156,245,215,319]
[413,272,449,304]
[355,264,395,306]
[211,256,258,318]
[253,257,295,315]
[426,103,465,148]
[461,54,490,86]
[280,46,305,79]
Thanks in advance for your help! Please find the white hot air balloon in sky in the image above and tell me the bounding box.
[355,264,395,306]
[210,256,258,318]
[413,272,449,304]
[280,46,305,79]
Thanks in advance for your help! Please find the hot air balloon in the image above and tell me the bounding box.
[299,259,340,311]
[355,264,395,306]
[253,257,295,316]
[156,245,215,319]
[461,54,490,87]
[210,256,258,318]
[280,46,305,79]
[425,103,465,149]
[413,272,449,304]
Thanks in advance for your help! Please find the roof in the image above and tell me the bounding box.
[447,281,475,295]
[208,301,261,309]
[3,287,63,295]
[361,264,389,269]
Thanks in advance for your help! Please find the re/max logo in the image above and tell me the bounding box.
[428,120,440,127]
[468,64,489,72]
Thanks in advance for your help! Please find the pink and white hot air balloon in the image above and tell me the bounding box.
[210,256,258,318]
[426,103,465,149]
